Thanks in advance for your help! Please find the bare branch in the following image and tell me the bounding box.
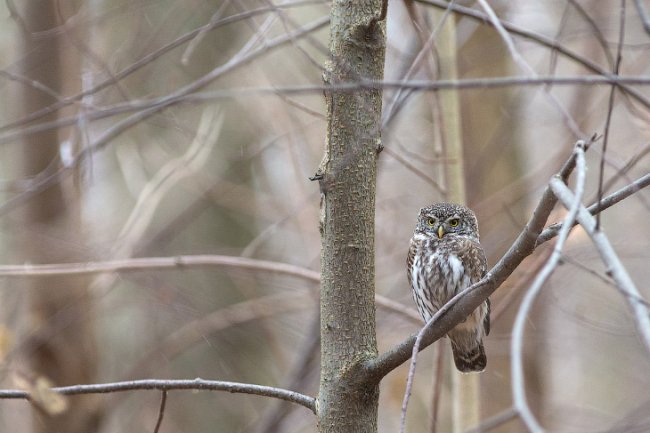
[634,0,650,35]
[475,0,584,138]
[565,0,615,68]
[0,378,317,414]
[511,143,588,433]
[465,407,518,433]
[381,0,453,128]
[0,254,419,327]
[153,391,167,433]
[0,16,330,217]
[596,0,626,230]
[5,74,650,149]
[256,315,320,433]
[111,108,222,259]
[536,172,650,245]
[551,180,650,355]
[0,0,328,132]
[0,255,320,281]
[415,0,650,109]
[0,70,65,102]
[361,138,593,385]
[383,147,446,194]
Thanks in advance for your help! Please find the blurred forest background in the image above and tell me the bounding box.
[0,0,649,432]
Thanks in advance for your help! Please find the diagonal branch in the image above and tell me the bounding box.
[0,16,330,217]
[634,0,650,35]
[415,0,650,110]
[536,172,650,245]
[0,378,317,414]
[0,0,328,132]
[551,178,650,354]
[475,0,584,138]
[511,143,588,433]
[361,138,595,384]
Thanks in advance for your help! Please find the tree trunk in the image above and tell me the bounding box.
[457,5,526,431]
[316,1,386,432]
[12,3,100,432]
[436,15,482,433]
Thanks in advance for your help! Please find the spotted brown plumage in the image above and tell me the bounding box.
[407,203,490,373]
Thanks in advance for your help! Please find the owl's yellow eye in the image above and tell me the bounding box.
[426,218,435,226]
[449,218,460,227]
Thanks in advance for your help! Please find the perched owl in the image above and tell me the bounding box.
[407,203,490,373]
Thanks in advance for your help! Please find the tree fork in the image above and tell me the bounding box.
[315,1,387,432]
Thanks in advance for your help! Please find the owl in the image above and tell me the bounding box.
[406,203,490,373]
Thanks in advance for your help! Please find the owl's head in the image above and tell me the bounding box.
[414,203,480,241]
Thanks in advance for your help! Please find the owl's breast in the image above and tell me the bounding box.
[425,250,472,303]
[409,238,472,314]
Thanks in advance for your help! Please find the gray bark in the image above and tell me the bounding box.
[316,1,386,432]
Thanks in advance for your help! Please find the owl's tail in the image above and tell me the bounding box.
[450,339,486,373]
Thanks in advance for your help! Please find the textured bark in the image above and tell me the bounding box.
[316,1,386,432]
[13,3,100,432]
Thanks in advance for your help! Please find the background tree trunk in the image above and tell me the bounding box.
[436,15,481,433]
[316,1,386,432]
[456,5,527,431]
[11,3,100,432]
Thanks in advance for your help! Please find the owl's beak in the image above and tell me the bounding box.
[437,226,445,239]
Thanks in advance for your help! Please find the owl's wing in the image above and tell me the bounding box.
[456,238,488,281]
[458,238,490,335]
[406,238,417,286]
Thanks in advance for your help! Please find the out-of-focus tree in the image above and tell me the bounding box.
[8,2,99,432]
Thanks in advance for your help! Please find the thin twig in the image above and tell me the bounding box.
[587,143,650,208]
[5,74,650,149]
[383,147,446,194]
[0,0,328,132]
[0,378,317,413]
[181,1,232,65]
[596,0,626,230]
[381,0,454,127]
[398,313,427,433]
[0,70,65,101]
[511,143,588,433]
[127,291,317,380]
[537,172,650,245]
[566,0,615,68]
[465,407,519,433]
[257,313,320,433]
[551,182,650,355]
[111,108,222,259]
[414,0,650,109]
[153,391,168,433]
[0,254,419,327]
[634,0,650,35]
[475,0,585,138]
[0,255,320,280]
[0,16,330,217]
